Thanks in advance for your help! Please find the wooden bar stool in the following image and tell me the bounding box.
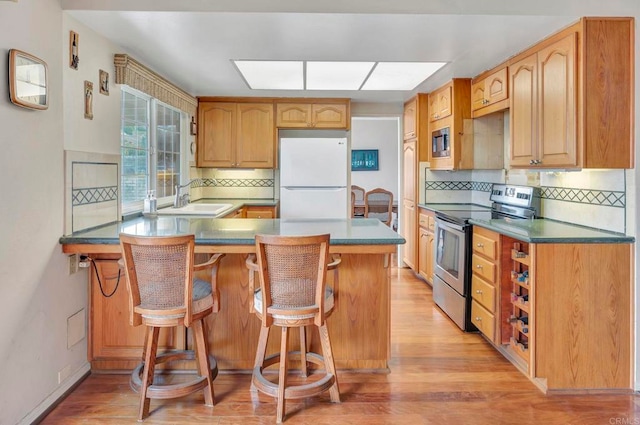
[119,234,224,421]
[248,234,341,423]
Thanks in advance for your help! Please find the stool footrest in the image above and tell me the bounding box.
[130,350,218,400]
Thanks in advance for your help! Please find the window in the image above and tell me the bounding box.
[120,87,185,213]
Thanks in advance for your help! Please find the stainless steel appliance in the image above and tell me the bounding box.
[431,127,450,158]
[432,184,540,331]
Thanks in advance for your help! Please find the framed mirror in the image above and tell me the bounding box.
[9,49,48,110]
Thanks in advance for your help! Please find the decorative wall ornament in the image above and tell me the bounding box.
[69,31,79,70]
[84,80,93,120]
[113,54,197,116]
[99,69,109,95]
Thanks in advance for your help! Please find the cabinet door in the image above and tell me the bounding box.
[430,85,452,121]
[197,102,236,167]
[485,67,508,106]
[403,97,417,140]
[401,200,416,270]
[509,54,538,167]
[402,141,416,202]
[418,227,429,280]
[90,259,184,368]
[236,103,275,168]
[427,232,435,282]
[312,103,348,129]
[471,80,487,112]
[276,103,312,128]
[245,206,276,219]
[538,33,577,168]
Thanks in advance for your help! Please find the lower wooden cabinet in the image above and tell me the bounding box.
[417,209,435,284]
[245,205,276,219]
[471,227,500,344]
[89,258,185,371]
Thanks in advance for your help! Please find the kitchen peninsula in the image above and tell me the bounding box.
[60,216,404,372]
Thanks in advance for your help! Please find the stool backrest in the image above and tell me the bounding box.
[351,185,365,202]
[120,234,195,327]
[364,188,393,226]
[255,234,330,327]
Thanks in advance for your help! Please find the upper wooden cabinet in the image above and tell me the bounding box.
[197,101,275,168]
[428,84,452,122]
[508,17,634,169]
[403,97,418,140]
[471,66,509,118]
[276,99,350,129]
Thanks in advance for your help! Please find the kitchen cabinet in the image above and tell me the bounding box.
[401,140,417,270]
[428,84,452,122]
[417,209,435,284]
[471,65,508,118]
[197,101,275,168]
[403,97,418,140]
[276,100,350,129]
[470,227,500,344]
[509,17,634,169]
[89,257,185,371]
[244,205,276,219]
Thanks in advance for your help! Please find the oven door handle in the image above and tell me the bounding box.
[435,217,465,232]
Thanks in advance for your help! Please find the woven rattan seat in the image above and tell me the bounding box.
[248,234,341,423]
[364,188,394,226]
[120,234,224,421]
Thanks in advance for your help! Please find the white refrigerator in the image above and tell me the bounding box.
[279,132,349,219]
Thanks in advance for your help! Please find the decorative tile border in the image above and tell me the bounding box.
[426,181,472,191]
[540,186,625,208]
[194,178,274,188]
[72,186,118,206]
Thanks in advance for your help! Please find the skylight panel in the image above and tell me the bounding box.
[361,62,447,90]
[306,61,375,90]
[233,60,303,90]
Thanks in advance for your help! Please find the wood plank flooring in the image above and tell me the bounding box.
[41,267,640,424]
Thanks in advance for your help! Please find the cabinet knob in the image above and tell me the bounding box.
[475,316,482,322]
[476,243,484,247]
[476,264,483,269]
[476,289,483,294]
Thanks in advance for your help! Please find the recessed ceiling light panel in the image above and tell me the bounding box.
[361,62,447,90]
[306,61,375,90]
[233,60,303,90]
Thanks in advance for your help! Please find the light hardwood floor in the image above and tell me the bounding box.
[42,267,639,424]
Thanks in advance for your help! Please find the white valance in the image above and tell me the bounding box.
[114,54,197,116]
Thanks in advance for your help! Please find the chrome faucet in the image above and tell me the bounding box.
[174,179,199,208]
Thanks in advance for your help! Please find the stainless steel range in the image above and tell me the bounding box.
[432,184,540,331]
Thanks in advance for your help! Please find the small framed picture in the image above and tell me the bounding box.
[8,49,48,110]
[99,70,109,95]
[84,80,93,120]
[69,31,79,70]
[352,149,379,171]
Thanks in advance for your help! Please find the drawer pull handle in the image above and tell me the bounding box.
[475,316,482,322]
[476,264,483,269]
[476,243,484,247]
[475,289,483,294]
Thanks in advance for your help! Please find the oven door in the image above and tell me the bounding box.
[434,217,467,295]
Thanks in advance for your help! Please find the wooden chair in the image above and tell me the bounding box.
[351,185,365,217]
[249,234,341,423]
[119,234,225,421]
[364,188,394,226]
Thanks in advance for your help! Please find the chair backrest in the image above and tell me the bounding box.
[364,188,393,226]
[255,234,330,327]
[351,185,365,202]
[120,234,196,327]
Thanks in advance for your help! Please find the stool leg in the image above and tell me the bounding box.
[193,319,214,407]
[299,326,308,378]
[276,326,289,424]
[252,326,270,391]
[318,323,340,403]
[139,326,159,421]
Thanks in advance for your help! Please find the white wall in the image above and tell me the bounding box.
[350,117,400,200]
[0,1,89,424]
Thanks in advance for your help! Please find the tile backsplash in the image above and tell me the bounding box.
[65,151,120,233]
[189,167,276,200]
[424,167,629,234]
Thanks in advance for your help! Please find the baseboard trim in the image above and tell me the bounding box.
[20,363,91,425]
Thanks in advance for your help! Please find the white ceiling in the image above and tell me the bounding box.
[62,0,639,104]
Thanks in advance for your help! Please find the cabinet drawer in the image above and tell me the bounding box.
[418,213,435,231]
[471,274,496,312]
[471,299,496,342]
[473,232,498,260]
[472,254,496,283]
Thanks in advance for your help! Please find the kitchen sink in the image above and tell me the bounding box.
[156,203,234,216]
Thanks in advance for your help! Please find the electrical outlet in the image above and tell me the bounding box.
[68,254,78,275]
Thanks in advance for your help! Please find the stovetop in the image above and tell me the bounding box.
[435,209,494,223]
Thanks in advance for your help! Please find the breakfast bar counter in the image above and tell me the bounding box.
[60,217,404,372]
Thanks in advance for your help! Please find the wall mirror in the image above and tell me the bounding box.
[8,49,48,110]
